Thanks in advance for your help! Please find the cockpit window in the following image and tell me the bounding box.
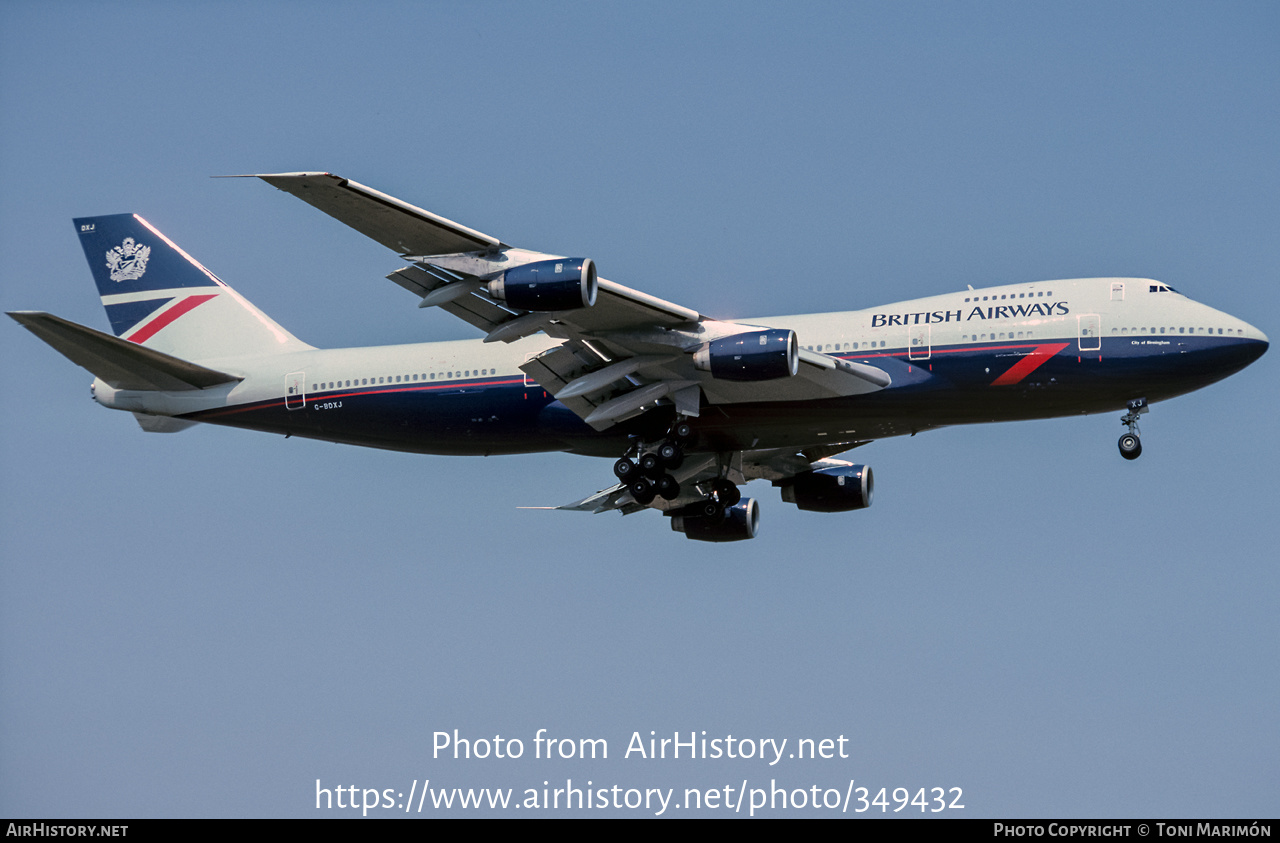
[1148,284,1178,293]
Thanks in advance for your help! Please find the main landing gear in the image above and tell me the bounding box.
[614,419,758,541]
[613,421,693,505]
[1118,397,1148,461]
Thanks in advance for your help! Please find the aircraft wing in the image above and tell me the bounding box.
[554,441,872,514]
[252,172,890,431]
[250,172,507,256]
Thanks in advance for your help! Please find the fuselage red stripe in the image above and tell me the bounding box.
[126,293,218,344]
[991,343,1071,385]
[195,377,528,418]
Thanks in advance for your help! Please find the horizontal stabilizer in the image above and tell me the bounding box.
[8,311,242,391]
[132,412,199,433]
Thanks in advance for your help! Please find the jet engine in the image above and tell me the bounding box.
[488,258,597,312]
[691,329,798,382]
[670,498,760,542]
[779,465,873,512]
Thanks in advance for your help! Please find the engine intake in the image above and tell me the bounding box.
[671,498,760,542]
[692,329,798,382]
[488,258,597,312]
[780,465,873,512]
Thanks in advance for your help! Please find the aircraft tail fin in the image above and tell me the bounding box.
[8,311,242,391]
[72,214,310,360]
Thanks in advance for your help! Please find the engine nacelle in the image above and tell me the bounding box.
[670,498,760,542]
[488,258,597,312]
[692,329,798,382]
[780,465,873,512]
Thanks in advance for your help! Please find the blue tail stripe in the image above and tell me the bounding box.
[104,297,174,336]
[74,214,217,297]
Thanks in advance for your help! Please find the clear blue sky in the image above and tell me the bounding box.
[2,1,1277,818]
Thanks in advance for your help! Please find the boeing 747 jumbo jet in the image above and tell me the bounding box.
[10,173,1269,541]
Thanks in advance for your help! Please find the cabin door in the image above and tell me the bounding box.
[1077,315,1101,352]
[909,325,931,360]
[285,372,306,410]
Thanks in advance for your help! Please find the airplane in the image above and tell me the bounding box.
[10,172,1269,541]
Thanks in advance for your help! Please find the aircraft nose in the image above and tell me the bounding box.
[1244,323,1264,353]
[1237,323,1268,367]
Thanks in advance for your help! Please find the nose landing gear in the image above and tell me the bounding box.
[1118,398,1147,460]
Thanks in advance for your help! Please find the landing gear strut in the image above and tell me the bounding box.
[1118,398,1147,461]
[616,420,694,504]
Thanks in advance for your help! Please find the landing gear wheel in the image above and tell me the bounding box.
[656,474,681,500]
[629,477,657,505]
[673,422,693,441]
[700,499,725,521]
[613,458,638,480]
[1118,398,1147,461]
[639,452,664,477]
[658,441,684,469]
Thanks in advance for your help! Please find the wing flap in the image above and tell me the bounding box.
[388,265,517,333]
[741,441,871,481]
[519,345,602,422]
[554,453,719,513]
[699,363,888,404]
[559,279,702,332]
[798,348,892,387]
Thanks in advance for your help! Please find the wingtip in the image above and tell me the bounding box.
[7,310,46,323]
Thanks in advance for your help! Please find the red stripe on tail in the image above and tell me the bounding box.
[126,294,217,344]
